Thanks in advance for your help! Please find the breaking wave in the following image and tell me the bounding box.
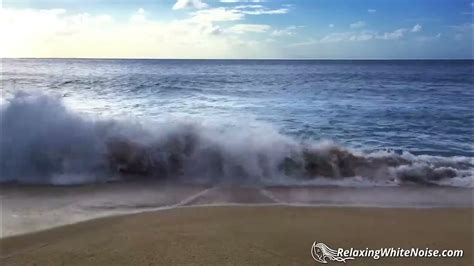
[1,91,472,187]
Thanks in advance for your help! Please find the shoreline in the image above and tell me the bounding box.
[1,184,472,238]
[2,202,471,239]
[1,205,472,265]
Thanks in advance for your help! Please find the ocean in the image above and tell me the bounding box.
[1,59,473,187]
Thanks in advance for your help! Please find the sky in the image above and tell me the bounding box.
[1,0,473,59]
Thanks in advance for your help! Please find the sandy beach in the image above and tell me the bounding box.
[2,2,474,265]
[1,205,472,265]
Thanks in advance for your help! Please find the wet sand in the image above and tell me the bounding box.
[0,206,472,266]
[1,183,472,265]
[1,183,473,237]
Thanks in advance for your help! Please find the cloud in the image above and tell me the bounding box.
[130,8,146,23]
[271,29,290,36]
[320,31,374,43]
[0,8,113,38]
[329,24,334,28]
[0,7,280,59]
[290,31,375,46]
[449,23,474,31]
[288,38,318,47]
[449,23,473,41]
[411,24,422,32]
[191,7,244,22]
[352,33,374,41]
[240,7,289,15]
[173,0,208,10]
[350,21,366,29]
[320,32,353,43]
[0,8,115,56]
[220,0,265,2]
[218,4,289,16]
[0,3,294,57]
[368,9,376,13]
[318,26,416,44]
[229,24,270,34]
[377,28,407,40]
[416,33,441,42]
[235,5,264,9]
[271,25,302,36]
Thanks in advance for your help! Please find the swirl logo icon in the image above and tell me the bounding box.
[311,242,354,264]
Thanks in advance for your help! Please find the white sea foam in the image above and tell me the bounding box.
[1,91,472,187]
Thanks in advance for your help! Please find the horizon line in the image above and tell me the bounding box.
[2,57,473,61]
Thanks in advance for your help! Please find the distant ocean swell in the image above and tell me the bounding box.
[1,91,472,187]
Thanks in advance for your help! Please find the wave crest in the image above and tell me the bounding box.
[1,91,472,187]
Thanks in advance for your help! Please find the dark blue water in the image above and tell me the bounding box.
[3,59,473,157]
